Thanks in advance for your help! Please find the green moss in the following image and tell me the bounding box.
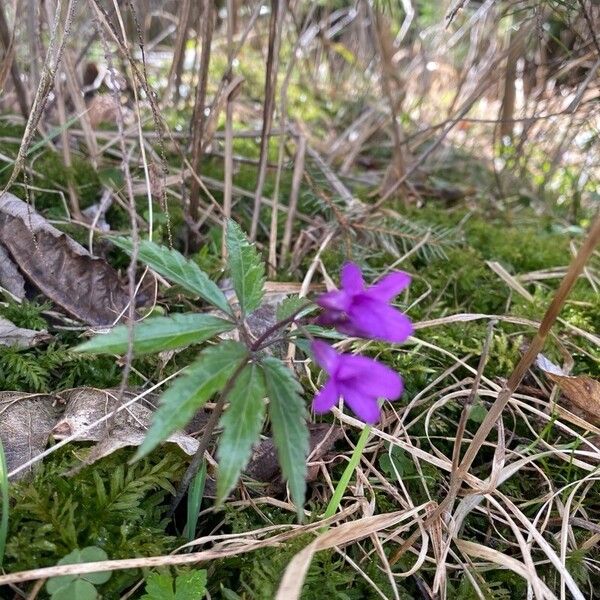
[0,299,51,330]
[29,151,101,212]
[6,448,184,599]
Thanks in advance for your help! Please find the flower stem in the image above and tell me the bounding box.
[322,425,371,522]
[250,302,312,351]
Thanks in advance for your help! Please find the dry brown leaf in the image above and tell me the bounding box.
[0,192,131,325]
[0,243,26,299]
[86,94,133,128]
[52,388,199,470]
[0,387,199,477]
[203,423,344,498]
[0,317,51,348]
[246,423,343,488]
[0,392,62,477]
[536,354,600,425]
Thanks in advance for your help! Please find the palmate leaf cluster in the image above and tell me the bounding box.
[76,220,309,519]
[6,449,183,596]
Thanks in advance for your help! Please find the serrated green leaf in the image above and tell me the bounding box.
[141,570,207,600]
[225,220,265,315]
[112,238,231,315]
[175,570,207,600]
[135,341,248,460]
[75,313,234,355]
[261,356,308,520]
[275,296,313,321]
[141,572,175,600]
[216,364,266,504]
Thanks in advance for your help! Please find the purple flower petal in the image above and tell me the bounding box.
[340,386,381,424]
[316,290,350,311]
[337,355,403,400]
[340,262,364,294]
[348,297,414,343]
[310,340,340,373]
[333,321,364,338]
[369,271,411,302]
[316,308,347,328]
[312,379,339,413]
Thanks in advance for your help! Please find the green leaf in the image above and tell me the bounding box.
[47,547,110,599]
[135,341,248,459]
[47,575,76,595]
[216,363,266,504]
[78,547,111,585]
[275,296,313,321]
[225,220,265,315]
[184,462,207,541]
[75,313,234,355]
[220,588,243,600]
[175,570,208,600]
[260,357,308,520]
[50,579,98,600]
[142,572,175,600]
[112,238,232,315]
[141,570,207,600]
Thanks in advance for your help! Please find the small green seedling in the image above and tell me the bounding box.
[46,546,111,600]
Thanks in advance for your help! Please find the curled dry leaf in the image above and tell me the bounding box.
[0,243,26,299]
[52,388,199,470]
[0,387,199,478]
[0,192,131,325]
[0,392,62,478]
[0,316,51,348]
[536,354,600,425]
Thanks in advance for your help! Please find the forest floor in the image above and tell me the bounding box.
[0,33,599,600]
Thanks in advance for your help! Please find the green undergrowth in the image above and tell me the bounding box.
[1,114,599,597]
[5,448,185,599]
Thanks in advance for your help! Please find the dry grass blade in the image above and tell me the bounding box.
[455,539,557,600]
[390,211,600,565]
[281,134,306,266]
[0,1,28,118]
[1,0,77,194]
[276,505,431,600]
[0,504,364,585]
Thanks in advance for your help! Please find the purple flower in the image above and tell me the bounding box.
[311,340,403,423]
[316,262,413,343]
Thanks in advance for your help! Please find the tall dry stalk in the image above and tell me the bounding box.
[188,0,215,237]
[250,0,285,241]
